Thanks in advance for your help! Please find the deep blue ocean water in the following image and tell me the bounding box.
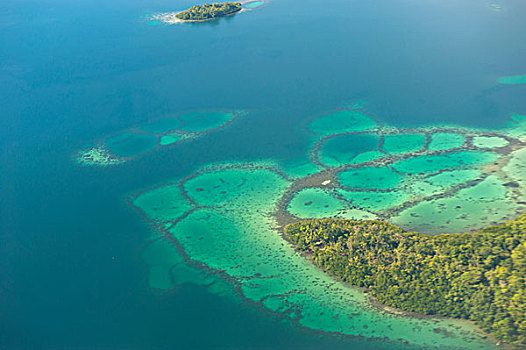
[1,0,525,348]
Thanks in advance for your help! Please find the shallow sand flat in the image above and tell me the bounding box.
[129,106,526,348]
[132,163,494,349]
[76,111,240,165]
[497,73,526,85]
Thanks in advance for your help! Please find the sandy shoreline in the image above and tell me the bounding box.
[150,0,263,24]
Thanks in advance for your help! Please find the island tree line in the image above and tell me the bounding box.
[285,215,526,347]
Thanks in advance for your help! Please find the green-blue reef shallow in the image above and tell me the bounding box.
[497,74,526,85]
[128,106,526,349]
[243,1,264,9]
[76,110,242,166]
[305,107,526,234]
[131,163,493,349]
[284,216,526,347]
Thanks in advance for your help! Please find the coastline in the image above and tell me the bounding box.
[150,9,241,24]
[130,160,498,349]
[281,215,526,349]
[281,226,509,349]
[150,0,264,24]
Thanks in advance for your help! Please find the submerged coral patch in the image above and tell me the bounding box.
[287,188,346,218]
[426,169,481,188]
[128,106,526,349]
[183,168,282,207]
[132,184,192,222]
[382,133,426,155]
[338,190,409,212]
[131,163,494,349]
[496,73,526,85]
[141,239,182,290]
[318,134,379,167]
[142,238,232,294]
[427,132,465,151]
[338,166,403,190]
[76,110,241,165]
[105,131,158,158]
[279,158,322,178]
[502,114,526,141]
[139,118,183,134]
[76,146,123,166]
[502,147,526,201]
[472,136,509,149]
[243,1,264,8]
[307,109,377,135]
[392,151,498,174]
[178,112,235,132]
[348,150,386,164]
[159,133,182,146]
[392,176,518,233]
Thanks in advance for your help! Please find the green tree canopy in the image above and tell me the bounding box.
[285,214,526,347]
[176,2,242,21]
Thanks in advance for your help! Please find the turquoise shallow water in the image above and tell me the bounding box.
[1,0,526,348]
[244,1,265,9]
[129,107,526,348]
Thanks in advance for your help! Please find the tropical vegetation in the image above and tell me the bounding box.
[176,2,242,21]
[284,215,526,347]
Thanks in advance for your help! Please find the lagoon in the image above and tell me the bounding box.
[1,0,526,348]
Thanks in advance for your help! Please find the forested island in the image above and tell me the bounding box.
[285,215,526,347]
[175,2,242,21]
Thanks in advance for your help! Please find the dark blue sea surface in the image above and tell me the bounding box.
[1,0,525,348]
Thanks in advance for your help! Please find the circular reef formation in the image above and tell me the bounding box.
[76,110,242,166]
[128,105,526,349]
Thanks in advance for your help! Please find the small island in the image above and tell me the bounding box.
[285,216,526,347]
[175,2,242,21]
